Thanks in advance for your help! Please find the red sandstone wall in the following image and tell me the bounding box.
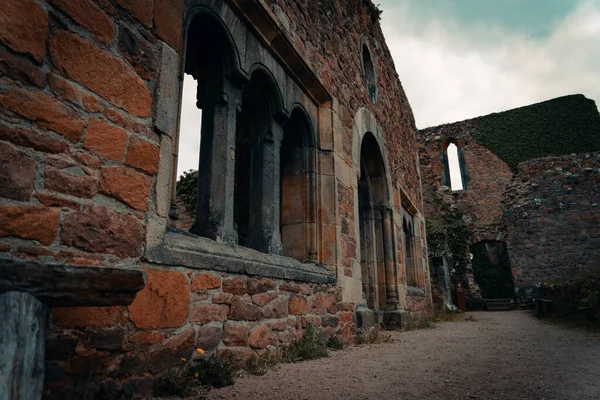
[504,153,600,288]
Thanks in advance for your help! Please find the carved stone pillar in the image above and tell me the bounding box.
[381,205,399,307]
[190,78,241,245]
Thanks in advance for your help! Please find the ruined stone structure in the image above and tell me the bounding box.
[419,94,600,300]
[0,0,430,396]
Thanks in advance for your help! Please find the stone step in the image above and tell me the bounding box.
[483,298,513,311]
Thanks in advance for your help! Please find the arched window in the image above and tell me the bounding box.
[441,139,469,191]
[361,42,377,103]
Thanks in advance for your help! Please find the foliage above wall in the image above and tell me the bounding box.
[472,95,600,170]
[176,170,198,217]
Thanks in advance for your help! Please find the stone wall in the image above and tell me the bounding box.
[503,153,600,289]
[0,0,431,397]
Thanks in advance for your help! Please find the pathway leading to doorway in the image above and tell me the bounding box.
[208,311,600,400]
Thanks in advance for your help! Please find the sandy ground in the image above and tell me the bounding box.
[207,311,600,400]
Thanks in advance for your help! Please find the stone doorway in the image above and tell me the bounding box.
[470,241,515,299]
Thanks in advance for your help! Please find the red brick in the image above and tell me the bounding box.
[229,297,261,321]
[190,304,228,325]
[153,0,184,50]
[45,167,98,199]
[248,326,278,349]
[34,193,80,209]
[0,0,48,63]
[52,306,125,328]
[0,244,10,252]
[100,166,152,211]
[82,94,102,113]
[251,292,278,307]
[0,141,36,201]
[84,118,128,162]
[0,45,45,87]
[131,331,164,345]
[222,277,247,295]
[60,205,145,257]
[117,0,154,27]
[223,322,250,347]
[260,296,289,319]
[212,292,233,305]
[0,124,69,154]
[196,325,222,351]
[126,136,160,173]
[48,74,79,104]
[190,273,221,292]
[289,295,308,315]
[0,86,85,142]
[280,282,300,293]
[339,312,353,324]
[73,151,102,169]
[0,205,59,245]
[49,30,152,117]
[128,268,190,329]
[247,278,276,295]
[117,25,156,81]
[49,0,115,44]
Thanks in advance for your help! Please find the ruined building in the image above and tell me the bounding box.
[0,0,431,396]
[419,95,600,304]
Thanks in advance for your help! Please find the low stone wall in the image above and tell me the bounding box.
[44,266,355,398]
[504,152,600,290]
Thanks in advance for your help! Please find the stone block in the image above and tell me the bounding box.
[153,0,184,50]
[252,292,277,307]
[261,296,288,319]
[247,278,276,295]
[228,297,261,321]
[51,306,125,328]
[223,322,250,347]
[196,325,223,351]
[190,304,228,325]
[0,125,69,154]
[288,294,308,315]
[126,136,160,174]
[248,326,278,349]
[153,43,180,136]
[148,327,194,374]
[0,205,59,245]
[128,268,190,329]
[222,277,247,295]
[130,331,164,345]
[100,166,152,211]
[84,118,128,162]
[212,292,233,305]
[0,0,48,63]
[49,0,115,44]
[0,141,36,201]
[191,273,221,292]
[116,0,154,27]
[45,167,98,199]
[117,24,156,80]
[0,45,44,87]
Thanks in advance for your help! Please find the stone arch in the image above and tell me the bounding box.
[440,136,469,190]
[247,63,288,124]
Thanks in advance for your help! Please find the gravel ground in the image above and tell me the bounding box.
[207,311,600,400]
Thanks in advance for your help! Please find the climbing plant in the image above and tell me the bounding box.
[364,0,383,23]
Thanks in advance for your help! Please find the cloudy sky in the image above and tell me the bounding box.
[177,0,600,177]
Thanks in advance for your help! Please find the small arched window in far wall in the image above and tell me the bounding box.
[441,139,469,191]
[361,40,377,103]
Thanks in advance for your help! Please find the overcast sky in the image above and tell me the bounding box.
[177,0,600,178]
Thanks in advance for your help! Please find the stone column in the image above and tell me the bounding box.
[381,205,399,307]
[307,145,318,262]
[247,120,284,254]
[190,78,241,245]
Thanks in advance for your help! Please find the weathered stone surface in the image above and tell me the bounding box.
[49,0,115,44]
[248,326,278,349]
[73,151,102,169]
[51,306,125,328]
[229,298,261,321]
[60,205,144,257]
[191,273,221,292]
[0,125,69,154]
[322,315,340,327]
[278,331,294,343]
[190,304,228,325]
[222,277,246,295]
[126,136,160,173]
[153,0,184,50]
[252,292,278,307]
[280,282,300,293]
[148,327,194,374]
[84,118,128,162]
[46,335,77,360]
[223,322,250,347]
[130,331,164,345]
[45,167,98,199]
[128,268,190,329]
[117,0,154,27]
[247,278,276,295]
[0,0,48,63]
[0,45,45,87]
[0,141,36,201]
[34,193,80,210]
[288,295,308,315]
[118,25,156,81]
[196,325,223,350]
[49,30,152,117]
[153,42,180,136]
[0,205,59,245]
[100,166,152,211]
[87,328,125,350]
[0,86,85,141]
[260,296,288,319]
[212,292,234,305]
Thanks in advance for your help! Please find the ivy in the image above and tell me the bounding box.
[176,169,198,217]
[364,0,383,23]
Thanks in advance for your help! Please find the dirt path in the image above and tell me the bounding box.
[208,311,600,400]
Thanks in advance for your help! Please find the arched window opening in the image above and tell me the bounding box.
[280,109,314,262]
[358,133,396,311]
[361,44,377,103]
[403,216,417,287]
[447,142,463,191]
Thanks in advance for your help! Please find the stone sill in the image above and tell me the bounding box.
[407,286,426,297]
[145,228,335,284]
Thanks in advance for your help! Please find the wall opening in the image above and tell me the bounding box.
[403,215,417,287]
[447,142,463,191]
[471,241,515,299]
[361,44,377,103]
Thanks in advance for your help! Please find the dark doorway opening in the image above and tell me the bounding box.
[471,241,515,299]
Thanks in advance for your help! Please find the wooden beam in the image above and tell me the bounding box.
[0,258,146,307]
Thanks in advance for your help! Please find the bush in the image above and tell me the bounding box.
[281,324,328,363]
[176,169,198,217]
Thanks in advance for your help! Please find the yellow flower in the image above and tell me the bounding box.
[196,348,205,355]
[181,357,187,362]
[195,372,199,378]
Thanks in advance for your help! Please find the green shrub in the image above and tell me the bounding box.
[244,351,280,376]
[326,336,346,351]
[189,353,237,388]
[176,169,198,217]
[281,324,328,363]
